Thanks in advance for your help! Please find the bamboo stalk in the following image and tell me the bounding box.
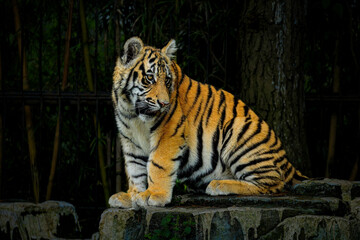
[79,0,94,91]
[12,0,40,203]
[46,0,74,201]
[325,38,340,178]
[80,0,109,205]
[0,47,3,198]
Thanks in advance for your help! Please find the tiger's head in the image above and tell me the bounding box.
[112,37,178,121]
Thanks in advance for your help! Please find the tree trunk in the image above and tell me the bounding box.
[237,0,311,173]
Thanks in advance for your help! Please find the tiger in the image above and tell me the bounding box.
[109,37,307,208]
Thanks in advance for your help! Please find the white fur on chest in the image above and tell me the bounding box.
[127,118,151,154]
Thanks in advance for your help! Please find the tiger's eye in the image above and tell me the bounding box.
[146,75,153,81]
[165,78,171,88]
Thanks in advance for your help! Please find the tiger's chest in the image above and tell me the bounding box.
[125,118,151,154]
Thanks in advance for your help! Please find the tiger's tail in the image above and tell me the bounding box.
[291,169,309,185]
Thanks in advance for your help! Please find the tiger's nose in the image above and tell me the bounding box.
[158,100,169,108]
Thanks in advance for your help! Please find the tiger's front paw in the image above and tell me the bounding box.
[108,192,133,208]
[135,189,171,207]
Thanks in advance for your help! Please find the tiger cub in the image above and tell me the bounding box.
[109,37,307,208]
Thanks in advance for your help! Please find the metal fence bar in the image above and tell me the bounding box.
[2,91,360,103]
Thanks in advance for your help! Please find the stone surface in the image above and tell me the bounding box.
[100,179,360,240]
[0,201,80,240]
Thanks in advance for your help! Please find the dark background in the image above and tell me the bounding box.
[0,0,359,236]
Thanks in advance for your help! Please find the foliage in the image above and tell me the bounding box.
[145,214,195,240]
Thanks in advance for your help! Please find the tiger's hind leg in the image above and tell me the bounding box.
[205,179,276,196]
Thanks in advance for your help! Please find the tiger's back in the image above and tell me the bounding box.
[109,37,307,208]
[176,74,305,194]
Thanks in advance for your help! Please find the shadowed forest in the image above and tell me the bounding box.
[0,0,359,234]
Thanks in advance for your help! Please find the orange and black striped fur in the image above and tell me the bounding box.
[109,37,307,208]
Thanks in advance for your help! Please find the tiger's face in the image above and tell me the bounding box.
[113,37,177,121]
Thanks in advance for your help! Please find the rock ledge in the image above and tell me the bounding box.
[100,179,360,240]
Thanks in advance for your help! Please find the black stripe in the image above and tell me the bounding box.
[150,113,167,133]
[273,155,287,165]
[139,63,145,75]
[240,166,278,180]
[196,87,212,126]
[186,81,202,116]
[205,92,215,126]
[193,127,220,181]
[221,129,233,154]
[179,73,186,85]
[251,143,283,158]
[243,105,249,117]
[280,161,290,170]
[127,160,147,167]
[218,90,225,112]
[284,165,293,179]
[236,120,252,142]
[223,118,235,141]
[232,98,238,118]
[219,105,227,128]
[123,68,135,94]
[211,128,220,168]
[118,131,142,149]
[178,122,203,179]
[133,71,138,81]
[252,176,280,187]
[115,111,130,129]
[233,119,263,156]
[194,100,203,123]
[253,175,281,184]
[125,153,148,162]
[206,85,213,104]
[192,119,204,172]
[179,148,190,170]
[171,115,186,137]
[163,95,179,126]
[195,81,201,100]
[149,56,157,64]
[118,108,137,119]
[270,134,281,148]
[150,141,160,153]
[132,173,147,179]
[149,176,154,183]
[130,85,145,92]
[151,161,165,170]
[124,52,146,90]
[203,86,213,118]
[138,89,151,96]
[185,78,193,96]
[234,156,274,175]
[231,123,271,167]
[112,86,119,105]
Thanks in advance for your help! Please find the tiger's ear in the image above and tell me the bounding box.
[121,37,144,65]
[162,39,177,59]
